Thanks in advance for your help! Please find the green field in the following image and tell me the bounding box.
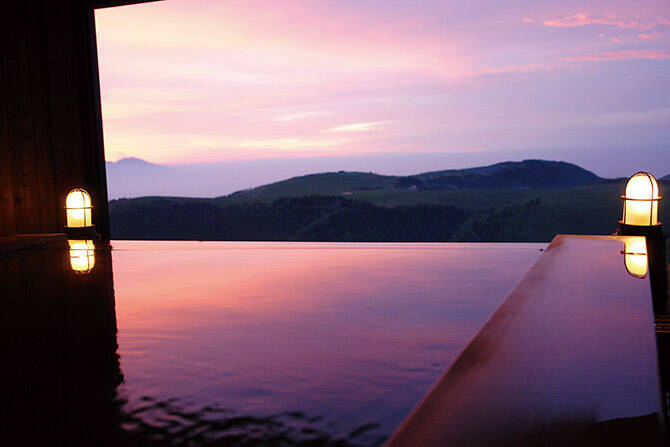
[220,172,399,204]
[348,185,612,209]
[219,160,606,205]
[221,177,625,211]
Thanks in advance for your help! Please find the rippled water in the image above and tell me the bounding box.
[108,242,543,445]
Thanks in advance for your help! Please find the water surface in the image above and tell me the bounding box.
[110,242,544,445]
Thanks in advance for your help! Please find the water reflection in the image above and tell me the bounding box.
[622,236,648,279]
[386,236,664,447]
[110,242,545,443]
[68,239,96,273]
[3,242,390,446]
[1,241,544,446]
[118,397,382,446]
[0,243,121,446]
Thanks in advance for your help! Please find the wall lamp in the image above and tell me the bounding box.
[65,188,98,239]
[616,172,667,314]
[65,188,99,274]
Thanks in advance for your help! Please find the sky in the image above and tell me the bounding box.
[95,0,670,181]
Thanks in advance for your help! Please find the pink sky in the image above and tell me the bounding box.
[95,0,669,172]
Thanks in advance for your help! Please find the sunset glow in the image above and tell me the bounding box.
[110,241,543,434]
[95,0,669,170]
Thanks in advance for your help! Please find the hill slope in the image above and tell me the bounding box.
[407,159,605,190]
[109,160,670,247]
[224,160,605,204]
[224,171,397,203]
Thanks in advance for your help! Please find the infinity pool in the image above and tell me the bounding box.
[1,241,543,446]
[108,242,543,445]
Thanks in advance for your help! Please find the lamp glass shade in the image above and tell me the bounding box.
[66,189,93,228]
[69,239,95,273]
[622,172,660,226]
[623,236,648,278]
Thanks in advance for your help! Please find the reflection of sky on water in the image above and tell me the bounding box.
[111,242,544,442]
[386,236,663,447]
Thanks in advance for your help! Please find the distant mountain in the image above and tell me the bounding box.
[105,158,184,199]
[106,157,610,201]
[106,157,176,182]
[107,157,164,170]
[406,160,605,190]
[662,174,670,181]
[226,160,606,203]
[105,157,334,199]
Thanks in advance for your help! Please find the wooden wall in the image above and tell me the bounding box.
[0,0,111,239]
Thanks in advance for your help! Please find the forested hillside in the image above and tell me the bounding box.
[225,160,607,203]
[110,182,670,242]
[110,196,469,241]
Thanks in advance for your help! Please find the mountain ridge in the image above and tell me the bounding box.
[106,157,188,199]
[104,156,667,200]
[225,159,608,203]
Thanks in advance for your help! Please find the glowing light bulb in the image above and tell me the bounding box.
[66,188,93,228]
[622,173,660,226]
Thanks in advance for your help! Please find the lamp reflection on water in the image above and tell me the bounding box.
[69,239,96,274]
[621,236,648,279]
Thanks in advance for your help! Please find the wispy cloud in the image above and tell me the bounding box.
[237,138,344,150]
[471,62,549,76]
[95,0,670,168]
[102,102,195,120]
[274,111,327,122]
[598,33,622,43]
[191,136,346,151]
[638,31,662,39]
[540,13,657,30]
[562,49,670,62]
[324,122,390,132]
